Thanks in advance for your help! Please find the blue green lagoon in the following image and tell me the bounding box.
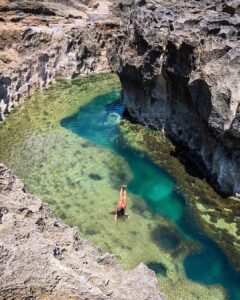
[0,74,240,299]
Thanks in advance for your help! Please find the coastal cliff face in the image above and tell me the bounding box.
[0,0,116,121]
[109,0,240,196]
[2,0,240,195]
[0,0,240,298]
[0,163,164,300]
[0,2,166,299]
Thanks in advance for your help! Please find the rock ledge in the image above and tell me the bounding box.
[0,164,164,300]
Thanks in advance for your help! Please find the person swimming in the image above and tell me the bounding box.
[114,185,129,223]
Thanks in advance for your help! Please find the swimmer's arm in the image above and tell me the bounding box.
[114,213,118,224]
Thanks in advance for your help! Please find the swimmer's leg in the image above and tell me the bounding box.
[117,186,123,209]
[122,187,127,209]
[114,213,118,224]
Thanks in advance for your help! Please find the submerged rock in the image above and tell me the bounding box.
[151,224,181,251]
[0,163,165,299]
[89,173,102,180]
[147,262,167,277]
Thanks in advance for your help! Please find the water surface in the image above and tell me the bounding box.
[61,88,240,300]
[0,74,239,299]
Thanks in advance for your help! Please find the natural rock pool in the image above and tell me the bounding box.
[0,74,240,299]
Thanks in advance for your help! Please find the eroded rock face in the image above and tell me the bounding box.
[108,0,240,196]
[0,0,117,121]
[0,163,164,300]
[0,2,165,299]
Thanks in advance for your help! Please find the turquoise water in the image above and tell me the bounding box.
[61,91,240,300]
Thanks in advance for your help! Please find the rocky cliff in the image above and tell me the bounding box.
[2,0,240,195]
[0,1,166,299]
[0,163,164,300]
[1,0,240,298]
[0,0,117,121]
[108,0,240,196]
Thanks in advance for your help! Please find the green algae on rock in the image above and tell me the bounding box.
[119,119,240,272]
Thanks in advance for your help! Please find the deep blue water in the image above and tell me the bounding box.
[61,91,240,300]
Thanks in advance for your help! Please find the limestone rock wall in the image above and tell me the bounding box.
[0,0,116,121]
[108,0,240,196]
[0,2,167,299]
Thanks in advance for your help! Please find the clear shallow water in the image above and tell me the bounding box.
[0,74,239,299]
[61,92,240,300]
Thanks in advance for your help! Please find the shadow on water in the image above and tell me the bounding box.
[61,91,240,300]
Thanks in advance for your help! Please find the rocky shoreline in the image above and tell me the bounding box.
[107,0,240,271]
[108,0,240,196]
[0,163,164,299]
[1,0,240,195]
[0,0,117,121]
[0,1,166,299]
[1,0,240,298]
